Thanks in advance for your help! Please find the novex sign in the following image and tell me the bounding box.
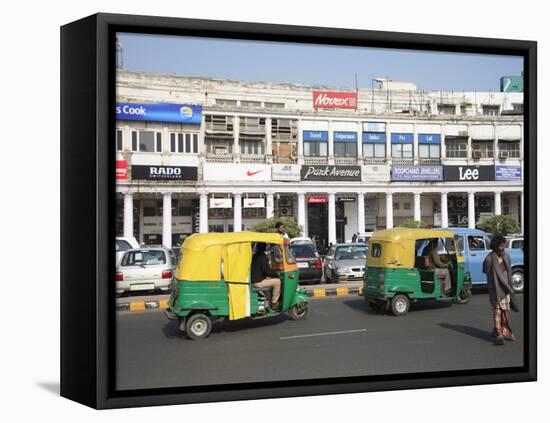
[115,102,202,124]
[312,91,357,109]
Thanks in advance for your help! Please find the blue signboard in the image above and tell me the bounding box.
[362,132,386,143]
[334,132,358,142]
[495,165,522,180]
[303,131,328,142]
[391,133,413,143]
[116,102,202,124]
[392,165,443,181]
[418,134,441,144]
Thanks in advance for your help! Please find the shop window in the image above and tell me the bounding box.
[271,118,297,142]
[419,144,440,158]
[215,99,237,106]
[240,100,261,108]
[205,136,233,155]
[116,129,123,151]
[131,130,162,153]
[304,141,328,157]
[498,140,520,158]
[363,143,386,158]
[482,105,500,116]
[170,132,199,154]
[471,140,494,158]
[438,104,456,115]
[334,141,357,157]
[445,137,468,158]
[265,102,285,109]
[240,139,265,155]
[391,143,413,158]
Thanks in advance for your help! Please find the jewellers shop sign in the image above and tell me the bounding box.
[312,91,357,109]
[444,165,494,182]
[131,165,198,181]
[301,165,361,181]
[391,165,443,182]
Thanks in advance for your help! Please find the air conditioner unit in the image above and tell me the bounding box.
[455,199,465,209]
[499,150,509,159]
[472,150,482,159]
[280,198,289,206]
[279,207,294,217]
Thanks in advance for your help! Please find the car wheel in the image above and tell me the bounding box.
[511,269,524,293]
[288,302,309,320]
[390,294,409,316]
[185,313,212,340]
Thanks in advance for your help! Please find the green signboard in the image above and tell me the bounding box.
[500,75,523,93]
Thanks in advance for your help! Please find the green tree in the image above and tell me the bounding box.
[478,215,520,236]
[252,216,303,238]
[399,218,429,229]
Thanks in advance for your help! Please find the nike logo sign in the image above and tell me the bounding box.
[246,170,264,176]
[214,202,225,206]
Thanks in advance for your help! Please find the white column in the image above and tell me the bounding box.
[356,122,363,164]
[199,192,208,233]
[162,193,172,248]
[233,193,242,232]
[440,124,446,159]
[123,193,133,239]
[297,193,306,236]
[468,191,476,229]
[328,120,334,164]
[494,123,499,160]
[386,192,394,229]
[494,191,502,216]
[413,192,421,222]
[297,119,304,164]
[328,193,336,244]
[467,123,472,160]
[385,123,392,163]
[413,122,419,164]
[266,192,274,219]
[199,113,206,156]
[441,191,449,228]
[265,117,272,162]
[520,191,524,233]
[357,193,365,234]
[233,116,240,161]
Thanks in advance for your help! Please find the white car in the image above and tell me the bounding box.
[355,232,374,244]
[290,237,313,244]
[116,236,140,265]
[116,248,174,295]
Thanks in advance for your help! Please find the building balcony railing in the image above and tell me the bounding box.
[206,153,234,163]
[334,157,359,165]
[392,158,415,165]
[240,155,267,164]
[303,157,328,165]
[362,158,387,165]
[418,158,442,165]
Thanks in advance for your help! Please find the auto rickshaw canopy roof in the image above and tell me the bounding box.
[175,232,284,281]
[368,228,457,269]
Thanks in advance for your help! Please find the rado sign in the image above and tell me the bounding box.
[443,165,494,182]
[131,165,198,181]
[301,165,361,181]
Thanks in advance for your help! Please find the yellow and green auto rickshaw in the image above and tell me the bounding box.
[165,232,309,339]
[362,228,472,316]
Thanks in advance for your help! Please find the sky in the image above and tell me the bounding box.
[117,33,523,92]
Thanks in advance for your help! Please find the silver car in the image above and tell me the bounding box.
[116,247,174,295]
[324,243,368,283]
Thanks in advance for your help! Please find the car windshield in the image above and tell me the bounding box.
[335,245,368,260]
[290,244,317,258]
[122,250,166,266]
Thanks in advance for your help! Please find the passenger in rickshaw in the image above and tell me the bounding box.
[421,238,451,296]
[251,242,282,311]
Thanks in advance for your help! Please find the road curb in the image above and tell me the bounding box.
[116,287,363,313]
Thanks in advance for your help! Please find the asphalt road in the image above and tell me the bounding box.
[116,292,524,391]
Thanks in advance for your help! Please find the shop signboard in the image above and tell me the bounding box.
[391,165,443,181]
[301,165,361,181]
[271,164,301,181]
[203,163,271,181]
[443,165,494,182]
[334,132,358,142]
[312,91,357,109]
[209,198,232,209]
[115,102,202,124]
[116,160,128,180]
[131,165,198,181]
[307,195,328,204]
[243,198,265,208]
[495,165,522,181]
[337,196,356,202]
[361,165,391,182]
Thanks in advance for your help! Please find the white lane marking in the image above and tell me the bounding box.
[280,329,367,340]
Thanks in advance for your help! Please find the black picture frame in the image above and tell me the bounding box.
[60,12,537,409]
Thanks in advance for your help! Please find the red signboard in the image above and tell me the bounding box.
[313,91,357,109]
[307,195,328,204]
[116,160,128,180]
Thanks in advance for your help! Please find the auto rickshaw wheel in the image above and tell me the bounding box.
[289,302,309,320]
[511,269,524,293]
[454,287,472,304]
[390,294,409,316]
[185,313,212,340]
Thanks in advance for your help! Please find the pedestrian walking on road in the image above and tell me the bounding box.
[483,235,516,345]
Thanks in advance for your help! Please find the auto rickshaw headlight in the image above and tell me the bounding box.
[378,273,385,289]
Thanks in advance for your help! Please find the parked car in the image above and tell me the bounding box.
[439,228,524,293]
[355,232,374,244]
[289,242,323,284]
[324,243,368,283]
[289,237,313,245]
[505,235,524,249]
[115,236,140,266]
[116,247,174,295]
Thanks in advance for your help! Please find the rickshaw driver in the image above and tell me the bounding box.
[423,238,451,296]
[251,243,282,311]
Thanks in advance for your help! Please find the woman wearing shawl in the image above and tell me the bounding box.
[482,235,516,345]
